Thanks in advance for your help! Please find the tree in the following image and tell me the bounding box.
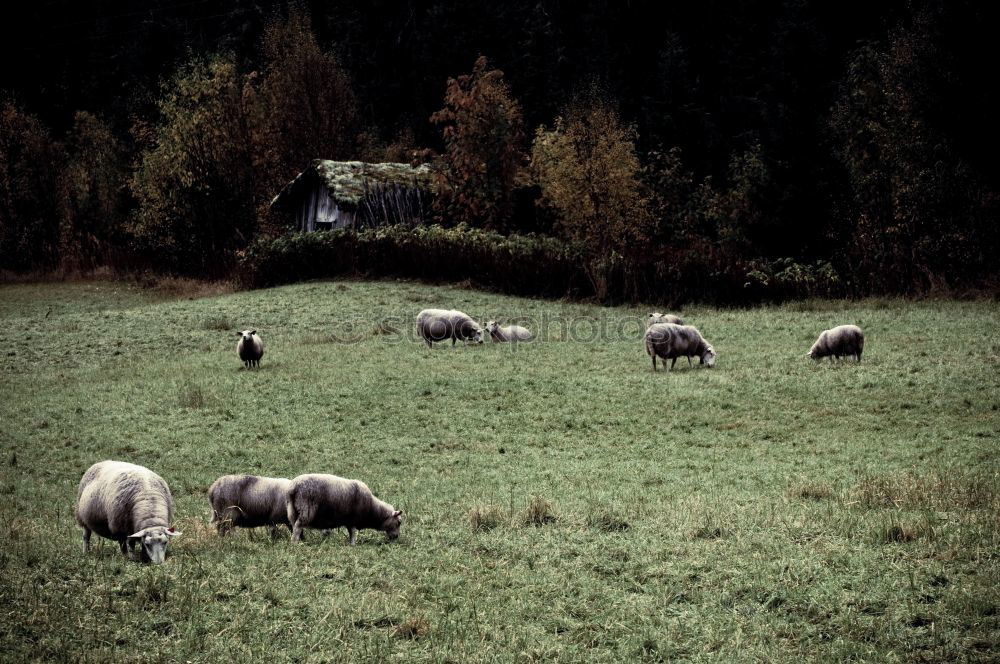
[63,112,129,271]
[130,57,258,275]
[531,97,652,300]
[830,8,997,291]
[431,56,525,229]
[253,6,359,194]
[0,101,67,271]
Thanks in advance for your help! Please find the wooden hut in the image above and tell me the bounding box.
[270,160,434,231]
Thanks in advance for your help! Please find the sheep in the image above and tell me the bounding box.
[208,474,292,538]
[807,324,864,362]
[75,460,181,564]
[645,323,716,371]
[236,329,264,368]
[415,309,484,347]
[286,474,402,545]
[485,320,533,343]
[646,312,684,327]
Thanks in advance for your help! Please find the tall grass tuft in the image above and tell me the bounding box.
[522,496,557,526]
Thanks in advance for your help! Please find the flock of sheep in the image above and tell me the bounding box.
[75,461,402,564]
[74,306,864,564]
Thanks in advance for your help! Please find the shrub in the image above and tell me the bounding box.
[237,224,587,297]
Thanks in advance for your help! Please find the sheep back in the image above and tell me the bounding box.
[646,313,684,327]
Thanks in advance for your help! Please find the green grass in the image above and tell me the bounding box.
[1,279,998,662]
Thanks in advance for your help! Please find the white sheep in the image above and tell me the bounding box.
[485,320,533,342]
[75,460,181,564]
[807,324,864,362]
[208,474,292,537]
[286,474,402,545]
[645,323,716,371]
[415,309,484,347]
[646,312,684,327]
[236,329,264,368]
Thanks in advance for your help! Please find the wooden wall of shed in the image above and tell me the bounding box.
[295,184,355,231]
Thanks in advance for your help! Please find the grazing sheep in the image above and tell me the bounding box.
[645,323,716,371]
[416,309,484,347]
[286,474,402,545]
[807,324,864,362]
[236,329,265,368]
[208,474,292,537]
[485,320,533,342]
[75,460,180,564]
[646,312,684,327]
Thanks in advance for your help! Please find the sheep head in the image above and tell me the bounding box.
[128,526,181,564]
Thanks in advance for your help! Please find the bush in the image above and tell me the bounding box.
[237,225,847,304]
[237,224,587,297]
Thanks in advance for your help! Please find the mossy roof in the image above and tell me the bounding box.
[271,160,433,210]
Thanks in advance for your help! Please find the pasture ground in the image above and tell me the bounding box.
[0,279,997,662]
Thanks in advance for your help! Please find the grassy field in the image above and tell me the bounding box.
[1,278,998,662]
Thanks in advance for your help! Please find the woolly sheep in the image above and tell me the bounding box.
[485,320,533,342]
[416,309,484,347]
[236,329,264,368]
[645,323,717,371]
[75,460,181,564]
[807,324,864,362]
[646,312,684,327]
[286,474,402,545]
[208,474,292,537]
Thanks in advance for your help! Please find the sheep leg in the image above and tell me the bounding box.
[347,527,358,546]
[651,355,657,371]
[687,356,693,368]
[669,357,677,371]
[81,528,91,553]
[267,524,279,539]
[292,520,305,542]
[119,538,130,557]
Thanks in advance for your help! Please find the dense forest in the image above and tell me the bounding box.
[0,0,996,301]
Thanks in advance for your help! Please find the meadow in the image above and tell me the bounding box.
[0,278,997,663]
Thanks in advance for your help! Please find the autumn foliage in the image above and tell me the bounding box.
[431,56,525,230]
[531,99,653,299]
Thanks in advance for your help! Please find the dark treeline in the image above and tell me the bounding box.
[0,0,996,300]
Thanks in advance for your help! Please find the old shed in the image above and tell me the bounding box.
[270,160,433,231]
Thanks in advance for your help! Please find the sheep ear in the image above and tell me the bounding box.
[235,331,242,337]
[128,528,149,540]
[392,510,403,519]
[250,329,257,335]
[166,528,181,537]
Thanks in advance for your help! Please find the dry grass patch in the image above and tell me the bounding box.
[853,471,999,510]
[393,615,430,640]
[468,504,506,532]
[787,480,835,501]
[522,496,557,526]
